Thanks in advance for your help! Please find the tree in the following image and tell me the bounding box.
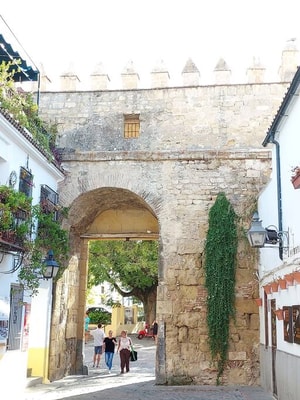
[88,240,159,324]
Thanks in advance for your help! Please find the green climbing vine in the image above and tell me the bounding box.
[204,192,238,384]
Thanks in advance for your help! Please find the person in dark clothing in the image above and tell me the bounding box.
[103,330,117,373]
[152,320,158,343]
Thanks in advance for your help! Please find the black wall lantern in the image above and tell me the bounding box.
[42,250,59,279]
[247,212,266,248]
[247,212,289,259]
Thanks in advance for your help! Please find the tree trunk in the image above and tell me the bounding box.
[142,287,157,325]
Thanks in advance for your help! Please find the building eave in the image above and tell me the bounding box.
[263,66,300,147]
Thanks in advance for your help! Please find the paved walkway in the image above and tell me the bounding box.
[23,336,275,400]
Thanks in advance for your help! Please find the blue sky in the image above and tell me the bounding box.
[1,0,300,87]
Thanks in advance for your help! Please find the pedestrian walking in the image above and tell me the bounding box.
[90,323,105,368]
[117,330,132,374]
[103,330,117,373]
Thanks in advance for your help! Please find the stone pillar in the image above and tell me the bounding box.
[214,58,231,84]
[151,60,170,88]
[181,58,200,86]
[75,238,89,375]
[48,235,88,381]
[279,39,299,82]
[121,61,140,89]
[247,58,265,83]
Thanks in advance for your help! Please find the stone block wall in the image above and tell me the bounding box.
[38,80,287,384]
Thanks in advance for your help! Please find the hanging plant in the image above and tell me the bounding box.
[18,204,69,294]
[204,192,238,384]
[0,61,60,165]
[0,185,69,295]
[0,185,31,233]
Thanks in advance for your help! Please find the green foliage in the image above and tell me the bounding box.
[0,61,58,162]
[88,240,158,290]
[88,310,111,325]
[0,185,69,294]
[88,240,158,322]
[204,192,238,384]
[0,185,31,231]
[18,204,69,294]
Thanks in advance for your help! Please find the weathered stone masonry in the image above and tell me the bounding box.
[38,82,288,384]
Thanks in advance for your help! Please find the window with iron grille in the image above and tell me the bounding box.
[124,114,140,138]
[40,185,59,221]
[19,167,33,198]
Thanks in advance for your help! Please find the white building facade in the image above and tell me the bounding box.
[253,67,300,400]
[0,109,65,391]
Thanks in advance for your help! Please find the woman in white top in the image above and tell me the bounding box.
[117,330,132,373]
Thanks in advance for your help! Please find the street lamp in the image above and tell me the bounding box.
[42,250,59,279]
[247,212,289,259]
[247,212,267,247]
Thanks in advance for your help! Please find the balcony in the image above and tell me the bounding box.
[0,229,25,253]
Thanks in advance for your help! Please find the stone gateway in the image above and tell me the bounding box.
[38,75,289,384]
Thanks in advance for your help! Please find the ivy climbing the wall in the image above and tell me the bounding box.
[204,192,238,384]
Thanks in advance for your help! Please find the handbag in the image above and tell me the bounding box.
[130,345,138,361]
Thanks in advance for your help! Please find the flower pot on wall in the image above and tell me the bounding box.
[263,284,272,295]
[285,273,295,286]
[275,308,284,320]
[271,282,279,293]
[293,271,300,284]
[291,170,300,189]
[278,279,287,290]
[254,298,263,306]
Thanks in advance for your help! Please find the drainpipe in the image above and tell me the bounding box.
[269,136,283,260]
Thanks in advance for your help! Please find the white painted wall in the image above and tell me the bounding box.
[257,77,300,399]
[0,111,64,385]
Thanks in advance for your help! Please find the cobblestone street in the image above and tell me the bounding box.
[22,335,275,400]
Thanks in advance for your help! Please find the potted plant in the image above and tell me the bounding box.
[291,166,300,189]
[0,185,31,245]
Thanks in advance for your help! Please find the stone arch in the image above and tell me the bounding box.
[67,187,160,237]
[49,186,162,381]
[59,171,164,221]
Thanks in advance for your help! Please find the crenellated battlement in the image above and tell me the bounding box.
[27,40,300,92]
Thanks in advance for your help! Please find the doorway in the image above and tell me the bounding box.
[8,284,23,350]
